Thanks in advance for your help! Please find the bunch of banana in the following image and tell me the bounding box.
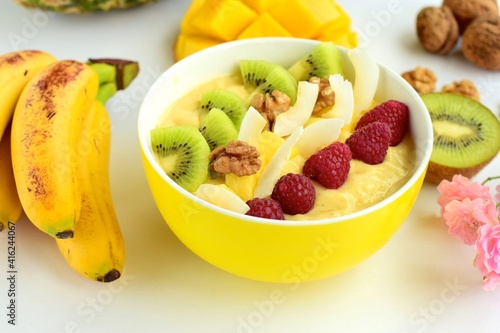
[0,50,57,232]
[0,49,138,282]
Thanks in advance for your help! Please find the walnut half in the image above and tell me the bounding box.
[441,79,481,101]
[209,140,261,176]
[250,90,291,130]
[401,66,437,94]
[309,76,335,114]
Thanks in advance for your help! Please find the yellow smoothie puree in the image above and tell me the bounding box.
[157,73,416,220]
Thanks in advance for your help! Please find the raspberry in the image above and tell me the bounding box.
[346,121,391,165]
[355,99,409,146]
[303,142,352,189]
[245,197,284,220]
[271,173,316,215]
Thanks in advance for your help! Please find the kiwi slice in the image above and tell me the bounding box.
[200,89,247,130]
[256,65,298,103]
[151,126,211,192]
[240,59,298,104]
[421,92,500,183]
[288,42,344,81]
[240,59,277,91]
[199,108,238,151]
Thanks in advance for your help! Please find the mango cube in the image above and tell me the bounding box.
[317,30,358,49]
[269,0,346,38]
[237,12,292,39]
[180,0,205,35]
[189,0,258,41]
[174,34,221,61]
[241,0,285,13]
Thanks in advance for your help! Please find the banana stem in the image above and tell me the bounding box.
[88,58,139,90]
[96,82,118,105]
[88,62,116,85]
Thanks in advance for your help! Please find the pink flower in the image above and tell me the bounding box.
[474,223,500,291]
[496,184,500,202]
[437,175,491,216]
[443,198,494,245]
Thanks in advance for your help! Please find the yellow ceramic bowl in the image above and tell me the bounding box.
[138,38,433,283]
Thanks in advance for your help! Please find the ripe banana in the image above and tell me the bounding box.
[11,59,98,239]
[56,100,125,282]
[0,125,23,231]
[0,50,57,139]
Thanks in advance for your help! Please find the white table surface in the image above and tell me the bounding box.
[1,0,500,332]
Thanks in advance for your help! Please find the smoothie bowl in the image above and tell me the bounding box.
[138,38,433,283]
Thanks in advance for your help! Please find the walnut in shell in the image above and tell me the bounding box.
[442,0,499,33]
[462,15,500,70]
[416,6,460,54]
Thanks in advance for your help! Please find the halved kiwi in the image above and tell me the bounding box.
[199,108,238,150]
[287,41,344,81]
[200,89,247,130]
[151,126,211,192]
[421,92,500,183]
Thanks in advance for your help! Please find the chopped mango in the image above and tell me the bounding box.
[174,0,358,61]
[174,34,222,62]
[241,0,285,13]
[189,0,258,41]
[318,30,358,49]
[180,0,205,35]
[268,0,345,38]
[313,2,352,37]
[315,4,357,49]
[237,12,292,40]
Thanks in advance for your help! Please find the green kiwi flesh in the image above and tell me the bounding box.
[200,89,247,130]
[256,65,298,103]
[288,41,344,81]
[240,59,298,104]
[151,126,210,192]
[240,59,277,91]
[199,108,238,151]
[421,92,500,183]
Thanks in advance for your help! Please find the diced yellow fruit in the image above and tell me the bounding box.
[174,0,357,62]
[269,0,345,38]
[189,0,258,41]
[314,1,352,35]
[174,33,222,62]
[237,12,292,40]
[225,173,258,202]
[329,31,358,49]
[180,0,206,35]
[241,0,285,13]
[225,130,284,201]
[315,7,358,49]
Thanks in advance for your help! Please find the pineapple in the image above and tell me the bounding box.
[14,0,156,13]
[225,131,284,201]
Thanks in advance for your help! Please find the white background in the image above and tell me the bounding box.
[1,0,500,332]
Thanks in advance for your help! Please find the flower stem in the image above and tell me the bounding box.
[482,176,500,185]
